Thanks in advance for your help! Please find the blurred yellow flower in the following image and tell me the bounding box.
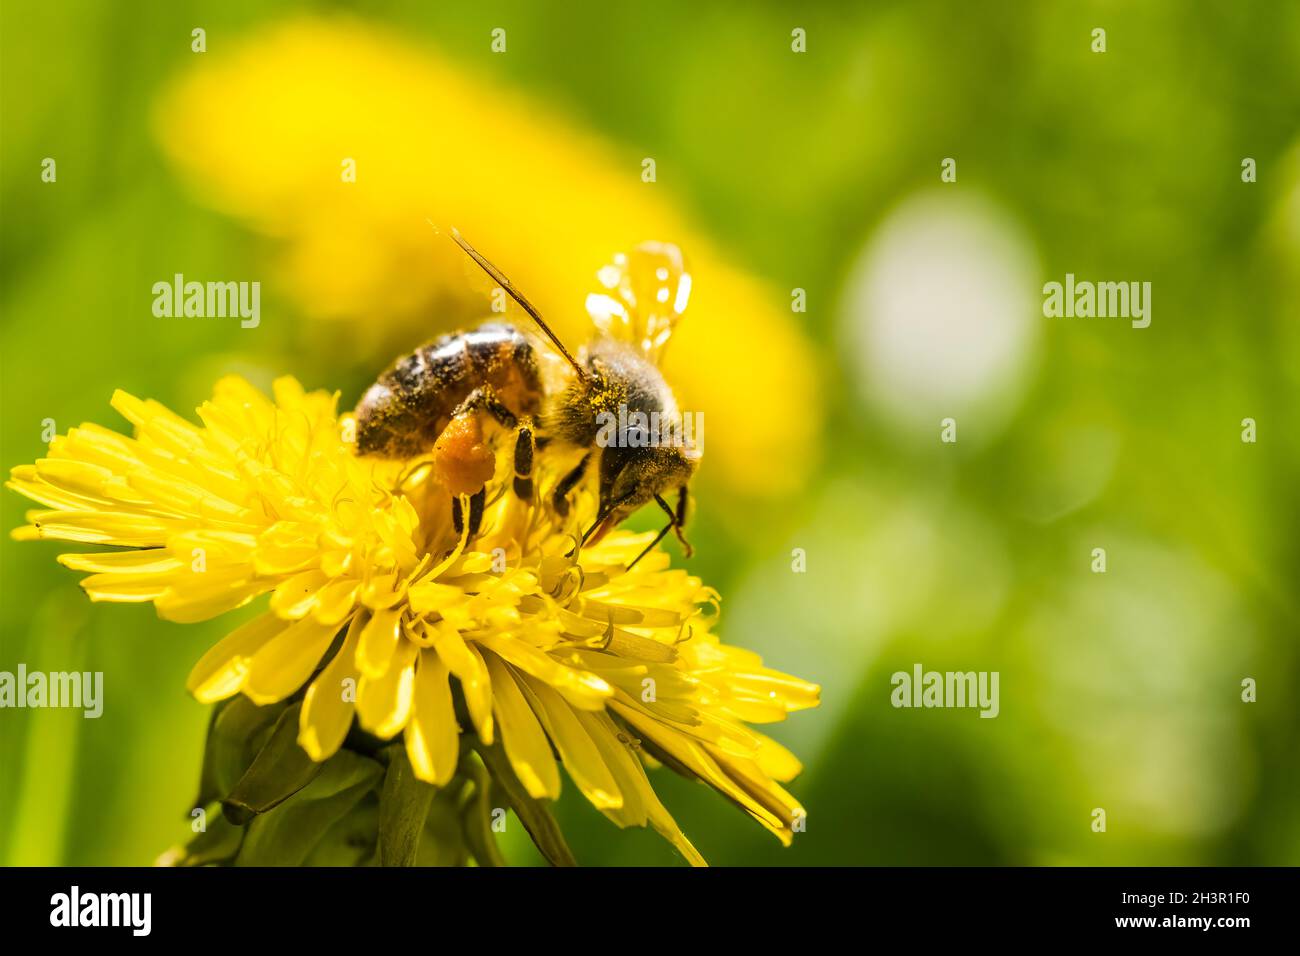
[152,17,819,497]
[8,376,818,865]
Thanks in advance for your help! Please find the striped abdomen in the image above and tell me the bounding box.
[354,322,544,458]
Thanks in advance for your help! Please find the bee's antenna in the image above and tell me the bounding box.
[437,224,587,380]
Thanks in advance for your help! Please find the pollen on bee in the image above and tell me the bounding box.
[433,413,496,496]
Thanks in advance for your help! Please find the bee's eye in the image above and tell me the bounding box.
[622,426,651,449]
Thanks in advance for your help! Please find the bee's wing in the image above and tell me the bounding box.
[585,241,691,364]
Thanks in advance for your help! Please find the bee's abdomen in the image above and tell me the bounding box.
[354,322,543,458]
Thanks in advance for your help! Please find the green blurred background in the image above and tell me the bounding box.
[2,0,1299,866]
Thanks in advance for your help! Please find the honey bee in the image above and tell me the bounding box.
[354,230,699,566]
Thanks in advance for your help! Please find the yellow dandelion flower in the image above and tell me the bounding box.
[8,376,818,865]
[153,17,820,499]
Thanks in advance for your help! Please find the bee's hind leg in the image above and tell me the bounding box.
[435,386,519,525]
[448,386,518,430]
[451,488,488,538]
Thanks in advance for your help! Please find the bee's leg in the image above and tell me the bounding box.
[628,490,693,568]
[468,486,486,536]
[450,488,488,538]
[512,418,534,501]
[627,522,674,570]
[437,386,520,510]
[551,451,591,518]
[673,485,694,557]
[449,386,518,430]
[624,502,676,567]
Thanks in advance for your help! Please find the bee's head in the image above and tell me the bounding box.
[587,438,699,545]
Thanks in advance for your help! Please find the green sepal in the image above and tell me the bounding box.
[222,701,323,825]
[170,811,246,866]
[461,756,508,867]
[377,744,436,866]
[236,748,383,866]
[474,739,576,866]
[196,694,290,809]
